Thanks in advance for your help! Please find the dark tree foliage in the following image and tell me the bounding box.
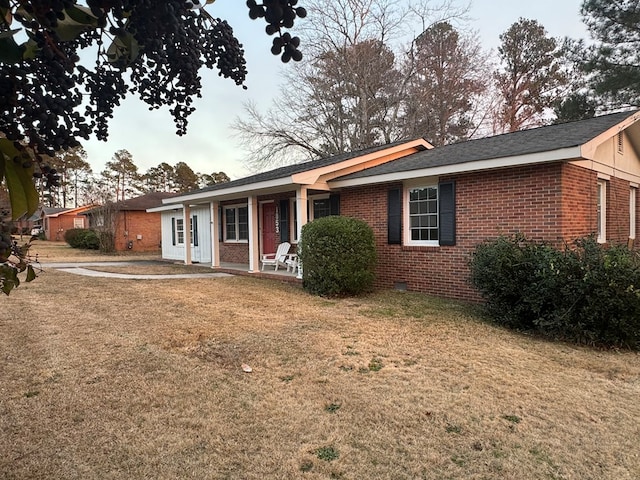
[0,0,305,219]
[581,0,640,107]
[0,0,305,294]
[552,92,597,124]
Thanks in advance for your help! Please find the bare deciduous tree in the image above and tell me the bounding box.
[233,0,470,170]
[403,21,490,145]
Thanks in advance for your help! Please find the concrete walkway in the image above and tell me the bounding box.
[39,261,234,280]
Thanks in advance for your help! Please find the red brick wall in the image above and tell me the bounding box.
[607,176,632,244]
[560,164,596,241]
[113,211,163,252]
[46,215,87,241]
[220,243,249,264]
[340,162,621,302]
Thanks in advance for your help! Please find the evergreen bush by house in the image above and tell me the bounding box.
[298,216,376,297]
[64,228,100,250]
[470,234,640,349]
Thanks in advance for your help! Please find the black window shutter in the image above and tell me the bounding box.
[439,181,456,246]
[171,217,176,245]
[192,215,198,246]
[330,194,340,216]
[218,207,223,242]
[388,188,401,245]
[279,200,289,243]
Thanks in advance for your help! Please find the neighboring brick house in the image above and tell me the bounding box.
[85,192,176,252]
[41,205,94,241]
[150,111,640,301]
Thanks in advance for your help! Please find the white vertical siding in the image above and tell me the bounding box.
[160,207,212,263]
[191,205,211,263]
[161,210,183,260]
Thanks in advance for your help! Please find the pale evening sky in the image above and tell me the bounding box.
[80,0,590,181]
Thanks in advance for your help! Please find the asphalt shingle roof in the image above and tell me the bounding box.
[336,111,638,181]
[115,192,177,210]
[180,139,413,196]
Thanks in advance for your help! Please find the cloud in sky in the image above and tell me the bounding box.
[81,0,590,181]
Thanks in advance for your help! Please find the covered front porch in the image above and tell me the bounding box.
[148,139,431,273]
[194,261,302,284]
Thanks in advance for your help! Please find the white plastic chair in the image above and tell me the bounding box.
[261,242,291,271]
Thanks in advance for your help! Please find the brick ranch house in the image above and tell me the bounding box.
[149,111,640,301]
[85,192,176,252]
[41,205,94,241]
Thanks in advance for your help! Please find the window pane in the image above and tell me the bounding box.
[238,224,249,240]
[238,206,248,224]
[407,185,439,243]
[225,208,236,241]
[238,206,249,240]
[314,199,331,219]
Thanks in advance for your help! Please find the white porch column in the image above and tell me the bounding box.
[210,201,220,268]
[296,187,308,240]
[296,187,308,279]
[183,203,192,265]
[247,195,260,272]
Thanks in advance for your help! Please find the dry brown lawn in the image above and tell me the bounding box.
[25,238,162,263]
[1,241,640,479]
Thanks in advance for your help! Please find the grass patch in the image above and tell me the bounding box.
[445,424,462,434]
[503,414,522,424]
[325,403,341,414]
[315,446,339,462]
[368,357,384,372]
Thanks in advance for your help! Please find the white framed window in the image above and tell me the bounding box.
[630,187,637,240]
[73,217,85,229]
[405,182,439,246]
[597,179,607,243]
[172,216,197,246]
[175,218,185,244]
[224,205,249,242]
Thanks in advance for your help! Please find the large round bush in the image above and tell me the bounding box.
[64,228,100,250]
[298,216,376,297]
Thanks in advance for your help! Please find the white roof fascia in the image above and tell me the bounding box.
[147,204,185,213]
[329,147,582,188]
[161,176,293,205]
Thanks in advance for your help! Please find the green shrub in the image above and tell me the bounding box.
[64,228,100,250]
[470,234,640,349]
[298,216,376,297]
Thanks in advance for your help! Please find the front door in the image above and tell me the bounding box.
[262,203,277,254]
